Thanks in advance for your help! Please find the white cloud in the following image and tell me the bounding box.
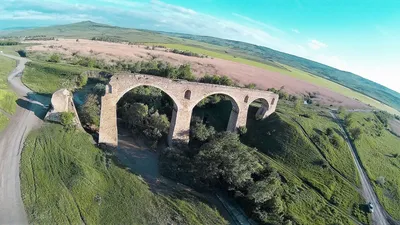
[291,28,300,34]
[232,13,284,34]
[308,39,328,50]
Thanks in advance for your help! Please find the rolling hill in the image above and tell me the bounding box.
[2,21,399,112]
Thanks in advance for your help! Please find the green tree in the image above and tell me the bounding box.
[247,174,280,204]
[80,94,100,127]
[195,132,262,188]
[326,127,334,136]
[350,127,362,140]
[76,73,88,87]
[143,111,170,140]
[191,122,216,141]
[344,113,354,127]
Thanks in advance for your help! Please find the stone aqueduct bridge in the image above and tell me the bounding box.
[98,73,279,147]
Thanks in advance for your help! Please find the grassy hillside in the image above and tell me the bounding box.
[241,102,369,224]
[197,100,369,224]
[164,33,400,113]
[21,124,227,225]
[23,61,89,94]
[343,112,400,219]
[4,21,178,43]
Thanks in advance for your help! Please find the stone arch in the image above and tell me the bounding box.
[184,90,191,100]
[115,84,183,146]
[190,92,241,132]
[249,98,270,120]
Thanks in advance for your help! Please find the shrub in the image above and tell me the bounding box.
[191,122,216,141]
[350,127,362,140]
[238,126,248,135]
[59,112,75,128]
[48,54,61,63]
[376,176,385,186]
[76,73,88,87]
[245,83,256,89]
[326,127,334,136]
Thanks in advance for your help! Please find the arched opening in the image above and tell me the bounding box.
[189,93,239,145]
[184,90,191,100]
[117,85,176,146]
[115,85,176,176]
[246,98,270,125]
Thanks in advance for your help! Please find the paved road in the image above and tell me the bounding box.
[0,53,47,225]
[330,112,389,225]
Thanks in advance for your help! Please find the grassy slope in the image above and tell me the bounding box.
[159,43,399,115]
[199,100,368,224]
[21,124,227,225]
[242,102,369,224]
[22,61,88,94]
[347,112,400,219]
[0,55,17,130]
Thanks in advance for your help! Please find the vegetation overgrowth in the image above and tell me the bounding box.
[20,124,227,225]
[341,111,400,219]
[22,61,89,94]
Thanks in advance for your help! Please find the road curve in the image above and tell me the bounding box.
[0,53,46,225]
[330,112,389,225]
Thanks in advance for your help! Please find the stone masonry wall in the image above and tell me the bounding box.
[99,73,279,147]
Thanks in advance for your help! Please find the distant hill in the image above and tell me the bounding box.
[160,32,400,112]
[2,21,178,43]
[3,21,400,112]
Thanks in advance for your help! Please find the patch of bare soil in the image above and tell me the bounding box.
[389,119,400,137]
[26,39,370,109]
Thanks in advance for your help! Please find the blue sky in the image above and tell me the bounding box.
[1,0,399,93]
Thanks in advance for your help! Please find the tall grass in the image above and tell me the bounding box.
[21,124,227,225]
[22,61,88,94]
[0,55,17,118]
[345,112,400,219]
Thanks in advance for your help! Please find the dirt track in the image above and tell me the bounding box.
[330,112,389,225]
[0,53,48,224]
[27,39,370,109]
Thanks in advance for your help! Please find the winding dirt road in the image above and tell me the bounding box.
[0,53,47,225]
[330,112,389,225]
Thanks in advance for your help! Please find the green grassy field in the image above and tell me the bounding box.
[0,55,18,130]
[158,43,399,115]
[344,112,400,219]
[244,105,369,224]
[197,100,369,224]
[21,124,227,225]
[23,61,88,94]
[243,107,365,217]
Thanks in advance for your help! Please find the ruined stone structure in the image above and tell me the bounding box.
[99,73,279,147]
[45,88,82,128]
